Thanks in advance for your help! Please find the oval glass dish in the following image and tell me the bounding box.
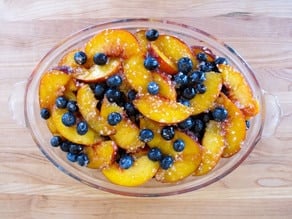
[25,18,264,197]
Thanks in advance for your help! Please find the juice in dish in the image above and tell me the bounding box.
[39,28,259,186]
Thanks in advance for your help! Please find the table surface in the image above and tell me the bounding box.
[1,1,292,218]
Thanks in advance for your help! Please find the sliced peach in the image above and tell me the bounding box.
[191,46,216,62]
[216,93,247,157]
[85,29,140,66]
[134,94,193,124]
[84,141,117,169]
[77,84,115,136]
[58,49,81,69]
[123,55,153,93]
[102,155,159,187]
[150,35,197,74]
[39,70,71,109]
[73,58,121,82]
[135,29,148,55]
[46,117,58,135]
[190,71,222,115]
[100,98,144,151]
[51,107,102,145]
[194,120,225,176]
[155,131,202,183]
[218,64,260,118]
[152,72,176,101]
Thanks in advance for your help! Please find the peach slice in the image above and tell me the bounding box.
[123,55,153,93]
[191,46,216,62]
[190,71,222,115]
[134,94,193,124]
[218,64,259,118]
[135,29,148,55]
[51,107,102,145]
[39,70,71,109]
[58,49,81,69]
[102,155,159,187]
[194,120,225,176]
[77,84,115,136]
[150,35,197,74]
[155,131,202,183]
[85,29,140,66]
[216,93,247,157]
[152,72,176,101]
[84,141,117,169]
[46,117,58,135]
[100,98,144,151]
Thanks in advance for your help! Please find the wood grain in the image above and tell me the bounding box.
[0,0,292,218]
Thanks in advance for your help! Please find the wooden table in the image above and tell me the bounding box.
[1,1,292,218]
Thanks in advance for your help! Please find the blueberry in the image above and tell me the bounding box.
[124,102,137,117]
[74,51,87,65]
[66,100,78,113]
[178,98,190,107]
[50,136,62,147]
[173,72,188,88]
[160,155,174,170]
[60,141,71,152]
[178,117,194,130]
[61,111,76,127]
[177,57,193,74]
[139,129,154,143]
[77,121,88,135]
[55,96,68,109]
[215,57,228,65]
[195,83,206,94]
[246,120,250,129]
[182,87,196,99]
[105,89,122,103]
[145,29,159,41]
[93,53,108,65]
[40,108,50,120]
[69,143,83,154]
[192,119,205,133]
[196,52,207,62]
[161,126,175,140]
[119,154,134,169]
[107,112,122,126]
[199,61,215,72]
[212,106,228,122]
[144,56,159,70]
[127,89,137,101]
[147,147,163,161]
[77,153,89,166]
[147,81,160,95]
[188,71,206,84]
[173,139,185,152]
[67,152,78,162]
[106,75,122,88]
[198,113,211,123]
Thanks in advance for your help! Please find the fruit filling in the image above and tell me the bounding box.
[39,28,259,186]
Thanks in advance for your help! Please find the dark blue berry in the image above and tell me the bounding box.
[74,51,87,65]
[178,117,194,130]
[215,57,228,65]
[147,81,159,95]
[93,53,108,65]
[77,121,89,135]
[182,87,196,99]
[107,112,122,126]
[105,89,122,103]
[94,83,106,99]
[173,72,188,88]
[177,57,193,74]
[61,111,76,127]
[192,119,205,133]
[147,147,163,161]
[60,141,70,152]
[212,106,228,122]
[144,56,159,70]
[119,155,134,169]
[188,71,206,84]
[67,152,78,162]
[124,102,137,117]
[55,96,68,109]
[69,143,83,154]
[146,29,159,41]
[160,155,174,170]
[106,75,122,88]
[77,153,89,166]
[195,83,206,94]
[161,126,175,140]
[246,120,250,129]
[139,129,154,143]
[40,108,50,120]
[127,89,137,101]
[178,98,191,107]
[173,139,185,152]
[199,61,215,72]
[66,100,78,112]
[196,52,207,62]
[50,136,62,147]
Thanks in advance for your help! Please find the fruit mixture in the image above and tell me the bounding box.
[39,28,259,186]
